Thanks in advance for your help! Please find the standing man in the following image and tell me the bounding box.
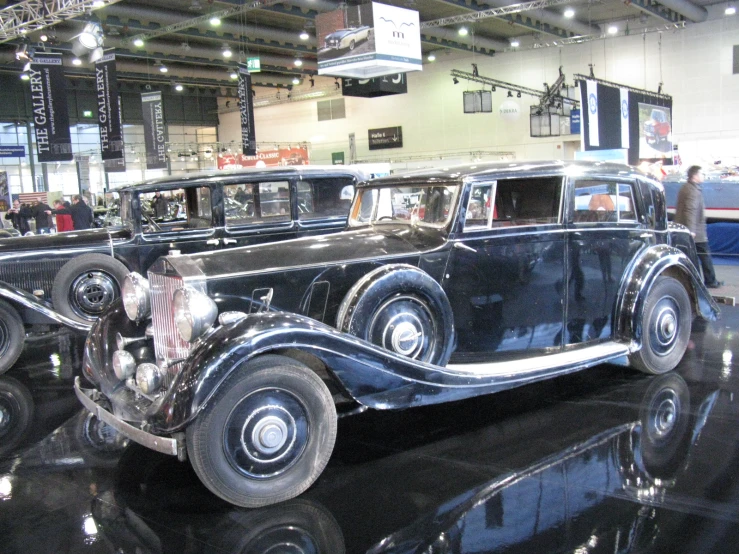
[30,199,53,234]
[152,191,169,218]
[70,195,94,230]
[675,165,722,288]
[4,200,31,235]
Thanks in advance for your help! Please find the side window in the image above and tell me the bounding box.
[258,181,290,221]
[493,177,561,226]
[617,183,637,221]
[224,181,290,228]
[572,180,638,223]
[141,188,185,233]
[464,183,493,230]
[298,178,355,220]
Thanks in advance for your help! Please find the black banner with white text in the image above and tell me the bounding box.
[96,53,124,160]
[141,91,168,170]
[237,65,257,156]
[29,54,73,162]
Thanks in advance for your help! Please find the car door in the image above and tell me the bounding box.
[135,184,220,271]
[565,177,649,346]
[295,176,355,237]
[221,180,298,248]
[443,177,566,360]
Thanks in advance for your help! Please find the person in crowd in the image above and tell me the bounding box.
[31,199,53,234]
[70,195,94,230]
[675,165,722,288]
[152,191,169,218]
[4,200,31,235]
[48,199,74,232]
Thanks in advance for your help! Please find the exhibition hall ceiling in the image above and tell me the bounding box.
[0,0,725,90]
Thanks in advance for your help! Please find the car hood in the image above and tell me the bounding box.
[180,225,447,279]
[0,227,130,260]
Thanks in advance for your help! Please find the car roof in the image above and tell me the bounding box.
[115,166,367,193]
[359,160,649,187]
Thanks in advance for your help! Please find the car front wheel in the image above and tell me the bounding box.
[0,299,24,375]
[630,276,691,375]
[186,355,337,508]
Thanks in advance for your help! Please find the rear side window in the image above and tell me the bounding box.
[298,178,354,220]
[493,177,561,226]
[572,180,638,223]
[224,181,290,227]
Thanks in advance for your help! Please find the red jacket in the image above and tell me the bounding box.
[51,207,74,232]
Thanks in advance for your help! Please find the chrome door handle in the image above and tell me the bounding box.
[206,238,220,245]
[223,238,237,245]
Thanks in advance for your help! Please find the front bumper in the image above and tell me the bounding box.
[74,376,182,457]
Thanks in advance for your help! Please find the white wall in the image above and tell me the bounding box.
[219,14,739,168]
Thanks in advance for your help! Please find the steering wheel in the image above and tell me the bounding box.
[142,212,162,232]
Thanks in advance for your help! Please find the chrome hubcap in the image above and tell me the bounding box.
[653,398,677,438]
[389,318,424,357]
[251,415,289,455]
[71,272,118,317]
[652,303,679,356]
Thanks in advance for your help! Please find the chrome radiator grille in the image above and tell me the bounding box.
[0,259,70,300]
[149,271,191,386]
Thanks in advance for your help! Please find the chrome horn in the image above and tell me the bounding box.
[116,332,147,351]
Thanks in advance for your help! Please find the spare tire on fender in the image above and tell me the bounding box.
[336,264,455,366]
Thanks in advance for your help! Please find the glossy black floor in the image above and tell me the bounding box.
[2,310,739,554]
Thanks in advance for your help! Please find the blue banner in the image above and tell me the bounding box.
[570,109,581,135]
[0,146,25,158]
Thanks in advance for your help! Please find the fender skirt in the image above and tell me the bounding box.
[0,281,91,332]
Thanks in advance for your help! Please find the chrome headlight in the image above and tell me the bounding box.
[173,287,218,343]
[135,363,163,395]
[112,350,136,380]
[122,272,150,321]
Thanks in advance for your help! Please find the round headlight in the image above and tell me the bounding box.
[135,363,163,395]
[122,272,150,321]
[112,350,136,380]
[173,287,218,343]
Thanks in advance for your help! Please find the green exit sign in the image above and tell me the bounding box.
[83,110,94,118]
[247,57,261,73]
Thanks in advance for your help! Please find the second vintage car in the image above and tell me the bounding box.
[324,26,372,51]
[76,161,719,509]
[0,166,364,374]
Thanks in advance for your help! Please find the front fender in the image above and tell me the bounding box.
[0,281,90,332]
[616,244,719,347]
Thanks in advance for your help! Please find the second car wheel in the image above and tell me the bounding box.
[186,354,337,508]
[52,254,130,324]
[0,299,25,375]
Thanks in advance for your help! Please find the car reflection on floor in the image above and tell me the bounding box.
[1,310,739,552]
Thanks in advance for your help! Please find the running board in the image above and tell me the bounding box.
[445,342,631,378]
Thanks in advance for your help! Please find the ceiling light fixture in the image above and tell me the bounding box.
[78,22,104,50]
[230,71,238,79]
[20,73,30,81]
[453,77,459,84]
[92,0,106,8]
[39,34,48,42]
[159,64,168,73]
[507,90,513,97]
[72,57,82,66]
[133,37,144,47]
[427,53,436,61]
[608,25,618,34]
[510,39,520,48]
[222,45,232,58]
[299,30,310,40]
[210,16,221,26]
[294,58,303,67]
[175,83,184,91]
[517,91,521,98]
[726,4,737,14]
[564,8,575,18]
[458,26,469,36]
[292,77,300,85]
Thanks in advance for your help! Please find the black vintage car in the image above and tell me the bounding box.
[0,166,364,374]
[76,161,720,508]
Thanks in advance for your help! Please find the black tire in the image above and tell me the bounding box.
[186,355,337,508]
[0,299,25,376]
[52,253,129,324]
[0,375,34,457]
[637,373,691,479]
[349,39,355,50]
[630,276,691,375]
[336,264,455,366]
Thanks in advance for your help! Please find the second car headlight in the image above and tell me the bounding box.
[173,287,218,342]
[122,272,150,321]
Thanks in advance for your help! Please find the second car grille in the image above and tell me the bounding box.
[149,271,191,387]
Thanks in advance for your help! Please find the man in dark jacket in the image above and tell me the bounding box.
[30,200,53,234]
[4,200,31,235]
[70,195,94,230]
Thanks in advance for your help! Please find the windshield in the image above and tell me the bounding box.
[349,184,459,228]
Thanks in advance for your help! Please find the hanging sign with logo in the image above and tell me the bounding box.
[368,126,403,150]
[342,73,407,97]
[247,57,261,73]
[317,1,421,79]
[29,54,73,162]
[141,91,168,170]
[217,147,309,169]
[237,64,257,156]
[95,53,124,160]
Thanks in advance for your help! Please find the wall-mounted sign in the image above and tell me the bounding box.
[317,1,421,79]
[0,146,25,158]
[342,73,407,98]
[368,126,403,150]
[332,151,345,164]
[29,54,73,162]
[247,57,261,73]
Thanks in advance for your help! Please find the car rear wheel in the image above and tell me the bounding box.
[0,375,34,456]
[186,355,337,508]
[349,39,355,50]
[52,254,129,324]
[630,276,691,375]
[0,299,24,376]
[336,264,455,366]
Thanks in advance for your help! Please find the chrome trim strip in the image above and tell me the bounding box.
[0,285,91,331]
[446,342,631,377]
[74,377,178,456]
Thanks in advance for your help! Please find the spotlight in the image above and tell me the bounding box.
[608,25,618,34]
[39,34,48,42]
[491,86,496,91]
[507,90,513,97]
[427,53,436,61]
[72,57,82,66]
[294,58,303,67]
[510,39,520,48]
[133,37,144,47]
[92,0,106,7]
[230,71,238,80]
[20,73,30,81]
[159,64,168,73]
[564,8,575,18]
[78,22,104,49]
[453,77,459,84]
[471,63,478,77]
[458,26,468,36]
[210,16,221,26]
[299,30,310,40]
[516,91,521,98]
[727,4,736,14]
[175,83,184,91]
[292,77,300,85]
[222,45,232,58]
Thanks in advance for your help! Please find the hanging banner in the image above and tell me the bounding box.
[620,88,630,149]
[96,53,124,160]
[29,54,73,162]
[237,64,257,156]
[342,73,407,97]
[217,146,309,169]
[141,91,167,170]
[585,80,599,147]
